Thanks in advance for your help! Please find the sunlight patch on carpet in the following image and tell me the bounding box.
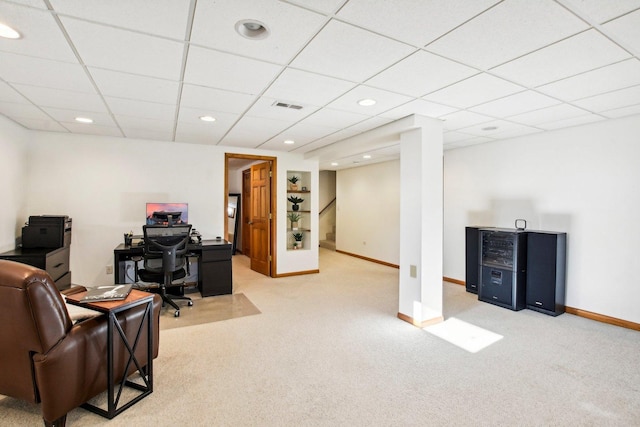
[424,317,503,353]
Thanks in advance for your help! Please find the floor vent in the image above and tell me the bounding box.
[273,101,303,110]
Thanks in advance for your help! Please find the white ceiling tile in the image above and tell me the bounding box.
[0,101,50,119]
[379,99,458,120]
[537,59,640,101]
[105,97,176,121]
[366,50,479,97]
[301,108,370,129]
[219,116,292,148]
[290,20,415,82]
[601,104,640,118]
[89,68,180,104]
[50,0,192,39]
[264,68,356,107]
[427,0,589,69]
[444,131,479,144]
[537,113,606,130]
[337,0,500,46]
[282,0,347,14]
[424,73,525,109]
[191,0,326,64]
[491,29,632,87]
[60,122,122,137]
[43,107,116,127]
[184,46,282,95]
[178,107,239,127]
[602,9,640,55]
[573,85,640,112]
[559,0,640,24]
[0,52,95,92]
[261,122,337,150]
[180,84,256,114]
[6,1,48,9]
[0,81,29,104]
[326,85,413,115]
[342,116,395,134]
[0,2,77,62]
[12,84,106,112]
[245,97,318,123]
[487,126,544,140]
[507,104,591,126]
[175,114,238,145]
[470,91,561,117]
[9,116,68,132]
[59,17,185,80]
[439,110,495,131]
[113,115,173,133]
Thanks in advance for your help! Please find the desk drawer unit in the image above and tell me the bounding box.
[0,246,71,290]
[199,243,232,297]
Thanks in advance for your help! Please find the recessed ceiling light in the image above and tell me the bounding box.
[284,140,295,145]
[235,19,270,40]
[331,162,338,166]
[0,23,20,39]
[358,98,376,107]
[363,155,372,159]
[199,116,216,122]
[481,126,498,131]
[75,117,93,124]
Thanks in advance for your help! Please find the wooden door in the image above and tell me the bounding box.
[242,169,251,256]
[250,162,271,276]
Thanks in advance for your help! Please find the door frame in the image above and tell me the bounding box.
[225,152,277,277]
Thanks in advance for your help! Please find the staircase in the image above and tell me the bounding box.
[319,225,336,251]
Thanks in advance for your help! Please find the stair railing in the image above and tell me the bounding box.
[319,197,336,216]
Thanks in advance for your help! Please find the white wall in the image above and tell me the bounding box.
[336,160,400,265]
[16,130,317,285]
[0,117,28,252]
[444,114,640,323]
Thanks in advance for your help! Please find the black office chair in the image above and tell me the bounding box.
[138,224,193,317]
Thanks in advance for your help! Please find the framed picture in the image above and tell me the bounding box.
[227,206,236,218]
[301,186,307,191]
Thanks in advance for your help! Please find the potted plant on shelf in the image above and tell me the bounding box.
[287,212,301,230]
[287,195,304,211]
[288,175,299,191]
[292,232,304,249]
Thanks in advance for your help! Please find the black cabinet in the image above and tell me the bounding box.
[478,229,527,311]
[0,246,71,290]
[199,240,232,297]
[526,231,566,316]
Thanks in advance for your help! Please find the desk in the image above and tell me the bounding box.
[114,239,232,297]
[66,289,154,419]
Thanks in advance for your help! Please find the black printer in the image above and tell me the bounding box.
[22,215,72,249]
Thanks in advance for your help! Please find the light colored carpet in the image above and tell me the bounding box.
[159,292,261,331]
[2,249,640,426]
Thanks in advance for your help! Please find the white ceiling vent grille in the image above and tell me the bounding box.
[273,101,303,110]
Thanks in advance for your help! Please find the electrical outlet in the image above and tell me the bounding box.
[410,265,417,278]
[106,265,113,275]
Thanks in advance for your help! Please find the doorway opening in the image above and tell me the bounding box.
[225,153,277,277]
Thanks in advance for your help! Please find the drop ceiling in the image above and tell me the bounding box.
[1,0,639,171]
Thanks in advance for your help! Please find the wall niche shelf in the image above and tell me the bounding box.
[287,170,311,250]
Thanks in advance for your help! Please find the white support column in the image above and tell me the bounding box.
[398,116,443,327]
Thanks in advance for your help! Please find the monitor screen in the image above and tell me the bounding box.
[146,202,188,225]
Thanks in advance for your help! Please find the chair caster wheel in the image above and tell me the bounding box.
[174,310,180,317]
[188,301,193,306]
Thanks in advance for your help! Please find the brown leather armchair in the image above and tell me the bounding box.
[0,260,161,426]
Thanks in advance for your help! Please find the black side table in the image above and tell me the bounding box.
[66,290,155,419]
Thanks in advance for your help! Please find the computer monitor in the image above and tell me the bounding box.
[146,202,188,225]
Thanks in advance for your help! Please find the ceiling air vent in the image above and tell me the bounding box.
[273,101,303,110]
